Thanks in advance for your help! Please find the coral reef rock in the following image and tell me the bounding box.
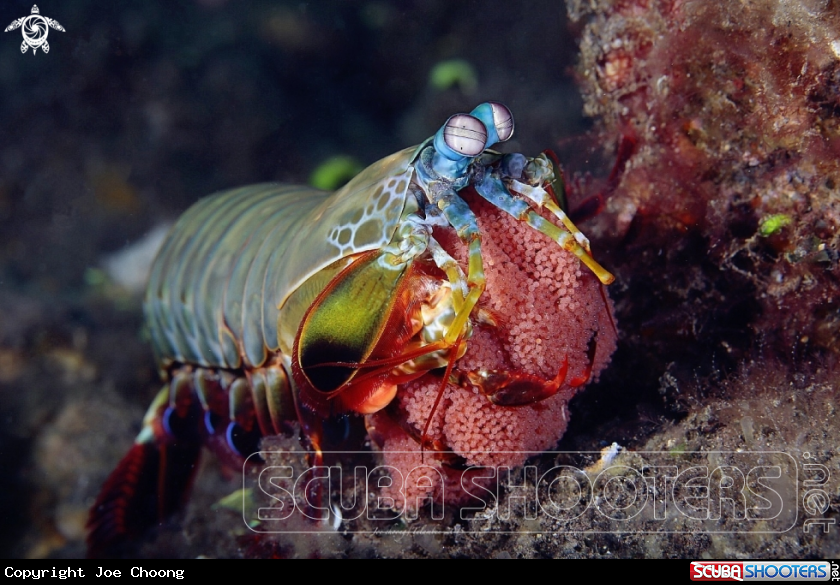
[569,0,840,354]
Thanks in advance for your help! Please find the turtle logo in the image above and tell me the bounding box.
[5,5,65,55]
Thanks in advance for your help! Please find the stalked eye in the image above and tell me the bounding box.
[442,114,487,157]
[488,102,514,142]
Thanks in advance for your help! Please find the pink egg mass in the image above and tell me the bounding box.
[366,190,618,507]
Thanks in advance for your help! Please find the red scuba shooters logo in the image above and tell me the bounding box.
[691,561,834,581]
[691,563,743,581]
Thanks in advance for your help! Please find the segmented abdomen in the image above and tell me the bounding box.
[145,184,329,371]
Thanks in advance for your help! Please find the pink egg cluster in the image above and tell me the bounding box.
[367,190,618,506]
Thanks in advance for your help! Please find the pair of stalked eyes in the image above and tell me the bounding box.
[441,102,514,157]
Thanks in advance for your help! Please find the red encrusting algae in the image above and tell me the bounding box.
[568,0,840,355]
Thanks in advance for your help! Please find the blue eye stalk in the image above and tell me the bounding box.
[469,101,514,146]
[428,101,514,180]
